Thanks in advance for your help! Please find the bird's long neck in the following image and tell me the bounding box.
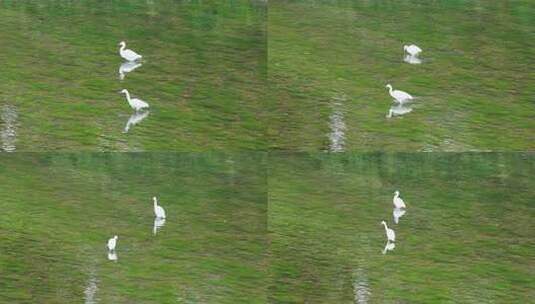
[124,91,131,102]
[382,222,388,230]
[120,44,125,53]
[394,192,399,198]
[388,86,393,94]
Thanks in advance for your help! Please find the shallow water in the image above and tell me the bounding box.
[268,0,535,151]
[0,0,266,151]
[0,153,267,303]
[269,153,535,303]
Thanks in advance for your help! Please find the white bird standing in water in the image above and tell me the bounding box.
[120,89,149,112]
[404,44,422,57]
[393,190,406,208]
[118,41,142,62]
[381,221,396,242]
[107,235,118,251]
[386,84,414,103]
[153,197,166,219]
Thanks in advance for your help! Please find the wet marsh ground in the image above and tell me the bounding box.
[268,0,535,151]
[0,0,266,151]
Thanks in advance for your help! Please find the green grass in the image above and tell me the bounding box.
[0,0,267,151]
[268,1,535,151]
[269,152,535,303]
[0,153,267,303]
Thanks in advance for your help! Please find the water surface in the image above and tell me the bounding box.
[0,153,267,303]
[0,0,266,151]
[268,0,535,151]
[269,153,534,302]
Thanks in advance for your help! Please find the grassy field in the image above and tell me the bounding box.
[0,0,266,151]
[268,0,535,151]
[269,153,534,303]
[0,153,267,303]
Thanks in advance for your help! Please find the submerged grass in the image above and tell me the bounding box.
[269,152,535,303]
[268,1,535,151]
[0,153,267,303]
[0,0,267,151]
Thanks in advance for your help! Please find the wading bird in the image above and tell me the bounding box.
[107,235,118,251]
[153,197,166,219]
[381,221,396,242]
[404,44,422,57]
[393,190,406,208]
[118,41,142,62]
[386,84,414,103]
[120,89,149,112]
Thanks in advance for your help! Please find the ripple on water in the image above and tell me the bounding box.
[328,94,347,152]
[1,104,18,152]
[84,269,99,304]
[353,268,371,304]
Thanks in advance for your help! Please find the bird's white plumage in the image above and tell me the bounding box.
[381,221,396,242]
[386,84,413,103]
[119,41,142,62]
[107,235,118,251]
[393,190,406,208]
[153,197,166,219]
[404,44,422,56]
[120,89,149,111]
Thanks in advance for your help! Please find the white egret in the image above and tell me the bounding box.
[386,84,414,103]
[153,197,166,219]
[120,89,149,112]
[404,44,422,56]
[381,221,396,242]
[118,41,142,62]
[393,190,406,208]
[393,208,406,224]
[107,235,118,251]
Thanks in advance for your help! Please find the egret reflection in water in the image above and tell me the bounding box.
[107,251,118,261]
[404,54,422,65]
[1,104,18,152]
[386,104,413,118]
[123,110,150,133]
[382,241,396,255]
[153,217,166,235]
[393,208,406,224]
[119,61,143,80]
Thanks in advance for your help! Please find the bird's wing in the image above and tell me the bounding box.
[124,49,141,59]
[133,98,148,108]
